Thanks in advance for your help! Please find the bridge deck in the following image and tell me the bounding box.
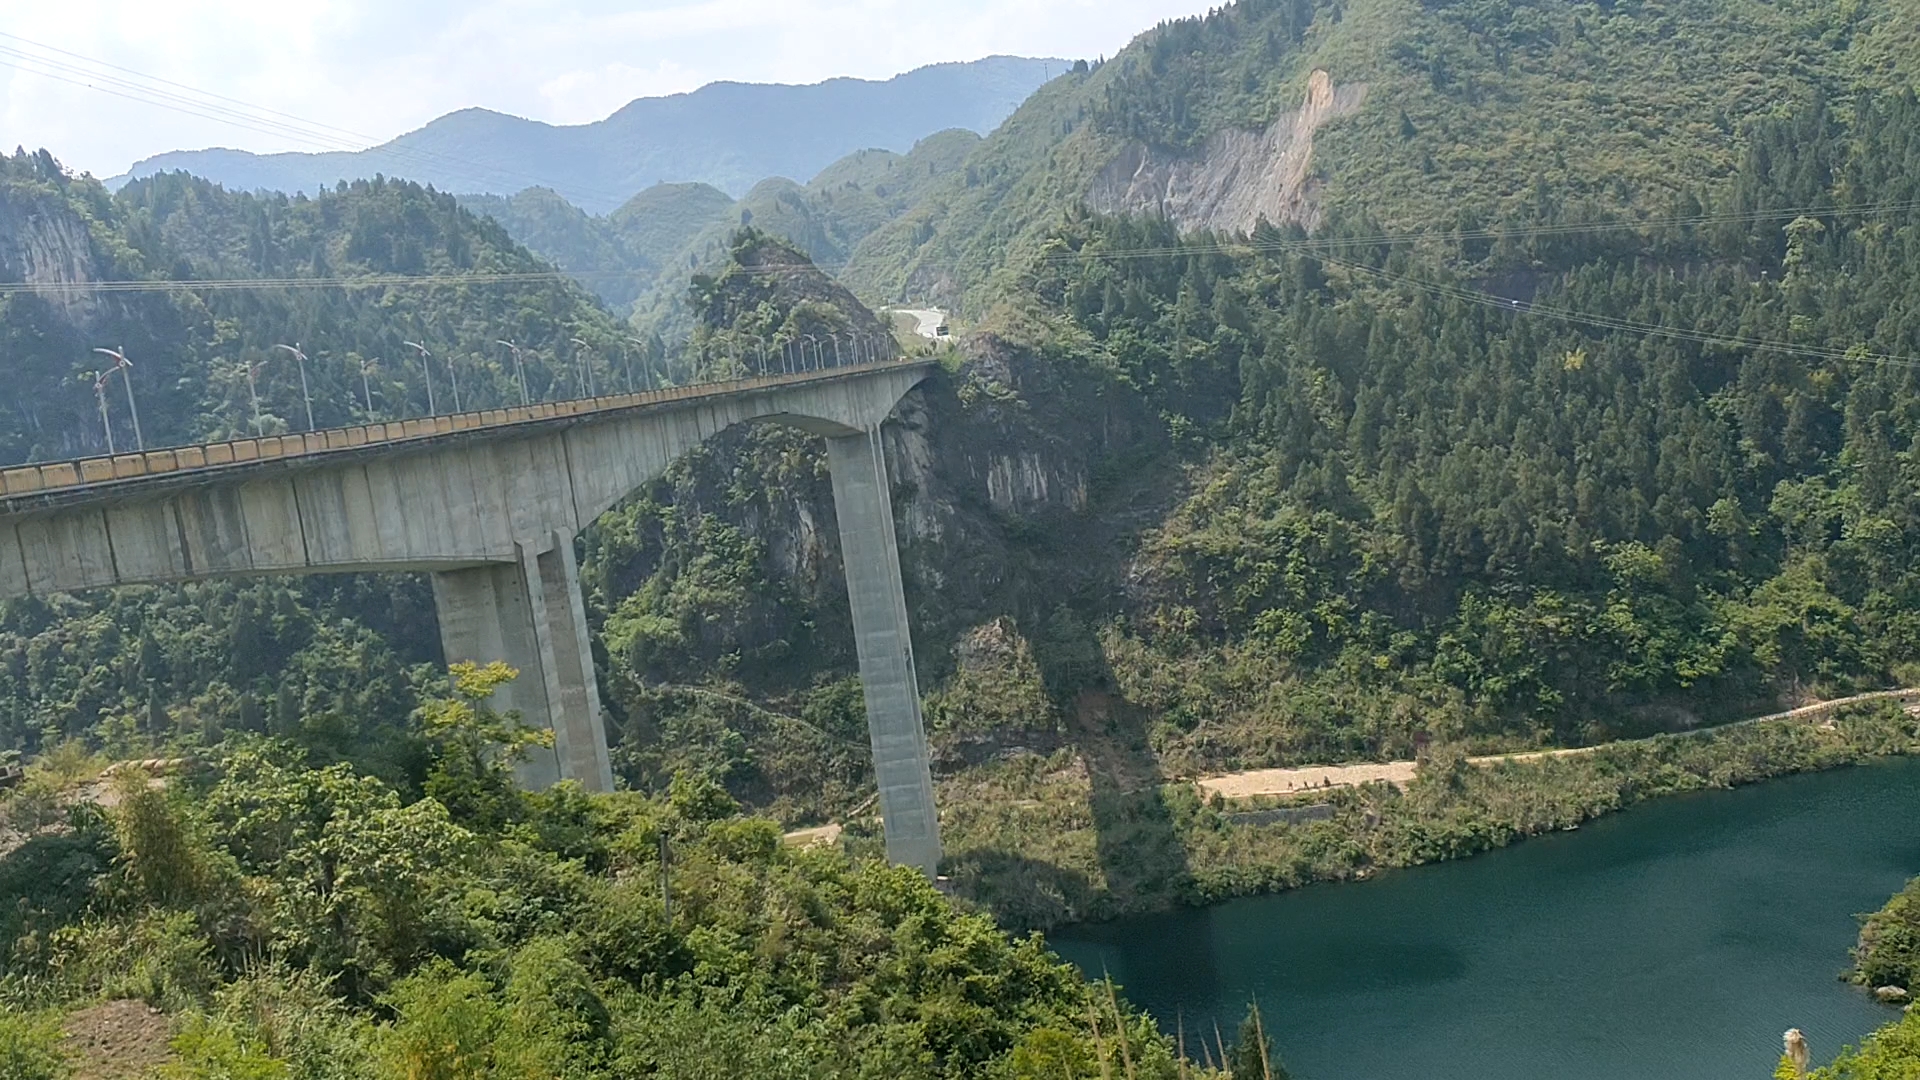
[0,358,934,513]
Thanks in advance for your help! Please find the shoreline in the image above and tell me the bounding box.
[940,697,1920,932]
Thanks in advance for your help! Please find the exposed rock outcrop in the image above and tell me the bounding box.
[0,179,103,325]
[1086,69,1366,235]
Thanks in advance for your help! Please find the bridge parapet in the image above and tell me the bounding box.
[0,358,934,510]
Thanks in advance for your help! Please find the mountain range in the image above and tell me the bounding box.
[108,56,1067,213]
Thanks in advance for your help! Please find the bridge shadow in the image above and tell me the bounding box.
[1027,605,1196,922]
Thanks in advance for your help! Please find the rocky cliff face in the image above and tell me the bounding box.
[1085,70,1366,235]
[0,179,105,328]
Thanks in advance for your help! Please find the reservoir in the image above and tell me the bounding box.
[1049,757,1920,1079]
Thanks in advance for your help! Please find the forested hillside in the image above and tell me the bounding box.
[0,150,648,773]
[841,0,1920,310]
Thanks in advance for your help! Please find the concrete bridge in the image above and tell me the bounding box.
[0,359,943,874]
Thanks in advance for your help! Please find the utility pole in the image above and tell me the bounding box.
[271,343,315,431]
[495,340,530,405]
[92,347,143,450]
[404,341,435,415]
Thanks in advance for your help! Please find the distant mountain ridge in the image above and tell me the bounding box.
[110,56,1068,213]
[457,129,980,316]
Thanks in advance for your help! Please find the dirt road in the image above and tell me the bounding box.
[1194,688,1920,801]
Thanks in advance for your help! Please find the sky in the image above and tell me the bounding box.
[1,0,1217,179]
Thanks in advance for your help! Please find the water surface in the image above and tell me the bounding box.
[1049,758,1920,1080]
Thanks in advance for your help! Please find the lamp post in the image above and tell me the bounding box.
[89,343,141,445]
[90,370,114,455]
[271,343,315,431]
[359,358,378,418]
[802,336,820,371]
[446,353,463,414]
[244,360,265,433]
[627,336,653,391]
[495,341,530,405]
[90,343,143,445]
[404,341,435,415]
[830,334,842,368]
[569,337,594,399]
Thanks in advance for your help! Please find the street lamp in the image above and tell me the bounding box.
[404,341,435,415]
[359,358,378,418]
[627,337,653,391]
[495,340,530,405]
[829,334,842,368]
[569,337,594,399]
[244,360,265,433]
[271,343,315,431]
[445,353,463,414]
[802,336,820,371]
[91,347,143,450]
[89,370,115,455]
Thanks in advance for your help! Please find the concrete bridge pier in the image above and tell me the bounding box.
[827,428,941,875]
[430,527,616,793]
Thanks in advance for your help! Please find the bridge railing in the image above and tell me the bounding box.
[0,355,929,502]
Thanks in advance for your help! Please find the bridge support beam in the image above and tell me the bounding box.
[430,529,616,793]
[826,428,941,875]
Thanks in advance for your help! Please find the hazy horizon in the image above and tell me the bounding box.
[1,0,1215,179]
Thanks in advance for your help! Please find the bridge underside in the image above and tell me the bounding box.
[0,363,943,874]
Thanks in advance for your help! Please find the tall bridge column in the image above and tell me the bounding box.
[431,528,616,793]
[826,427,941,875]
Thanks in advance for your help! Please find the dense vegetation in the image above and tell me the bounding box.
[1854,876,1920,994]
[0,670,1226,1079]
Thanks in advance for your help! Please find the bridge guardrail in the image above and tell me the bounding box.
[0,358,927,504]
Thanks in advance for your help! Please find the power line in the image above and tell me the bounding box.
[1311,251,1920,372]
[11,191,1919,299]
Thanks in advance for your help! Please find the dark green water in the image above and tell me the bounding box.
[1048,758,1920,1080]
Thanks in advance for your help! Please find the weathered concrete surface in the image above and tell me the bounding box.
[0,362,945,872]
[429,532,616,793]
[828,429,941,874]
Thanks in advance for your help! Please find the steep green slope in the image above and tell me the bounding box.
[605,180,737,263]
[458,187,650,308]
[2,156,639,459]
[844,0,1920,312]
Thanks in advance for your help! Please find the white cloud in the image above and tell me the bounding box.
[1,0,1217,177]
